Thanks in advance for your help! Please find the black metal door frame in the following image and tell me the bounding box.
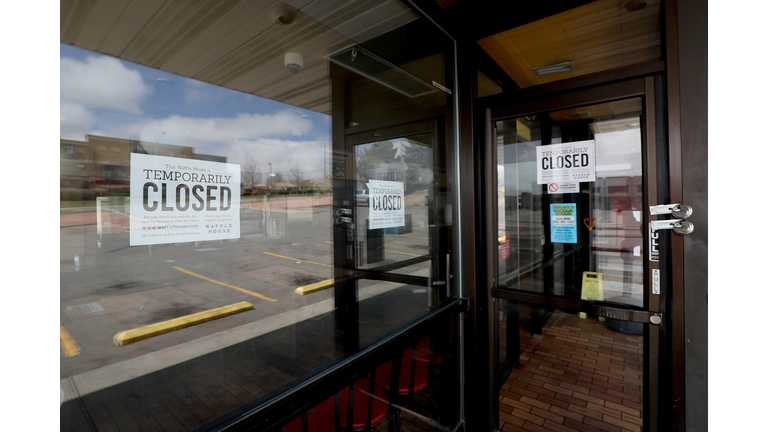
[475,67,668,432]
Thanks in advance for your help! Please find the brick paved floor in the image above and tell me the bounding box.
[498,309,643,432]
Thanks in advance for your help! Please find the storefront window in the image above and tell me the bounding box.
[60,1,459,430]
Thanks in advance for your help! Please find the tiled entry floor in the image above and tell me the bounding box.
[499,310,643,432]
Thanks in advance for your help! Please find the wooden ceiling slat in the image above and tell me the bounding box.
[326,1,417,44]
[61,0,421,115]
[203,21,336,86]
[547,97,642,123]
[478,0,661,89]
[135,1,244,69]
[236,55,331,96]
[60,0,99,45]
[165,0,281,76]
[96,1,167,57]
[119,1,230,66]
[71,0,132,51]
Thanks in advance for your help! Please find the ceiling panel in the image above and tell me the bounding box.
[477,0,661,89]
[60,0,419,116]
[548,98,642,123]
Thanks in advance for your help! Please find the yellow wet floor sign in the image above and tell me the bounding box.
[580,271,604,320]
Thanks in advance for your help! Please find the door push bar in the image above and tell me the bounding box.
[649,203,694,235]
[590,304,663,325]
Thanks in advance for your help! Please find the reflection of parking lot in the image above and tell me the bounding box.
[60,200,435,379]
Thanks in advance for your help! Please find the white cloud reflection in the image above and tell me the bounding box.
[129,111,315,150]
[60,49,330,180]
[60,55,153,140]
[60,55,152,115]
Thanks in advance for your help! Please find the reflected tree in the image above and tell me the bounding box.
[241,155,261,186]
[356,141,399,182]
[289,163,305,191]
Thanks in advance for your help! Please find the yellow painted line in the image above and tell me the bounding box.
[398,234,428,240]
[173,266,277,302]
[60,321,81,357]
[113,301,254,346]
[295,278,335,295]
[262,252,333,268]
[327,241,421,257]
[385,249,422,257]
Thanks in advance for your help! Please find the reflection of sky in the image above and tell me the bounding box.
[60,43,331,179]
[594,128,642,178]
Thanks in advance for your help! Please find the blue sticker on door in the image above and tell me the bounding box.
[550,203,577,244]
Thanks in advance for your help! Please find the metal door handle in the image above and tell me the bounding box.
[650,219,694,235]
[649,203,693,219]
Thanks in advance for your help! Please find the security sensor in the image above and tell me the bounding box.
[284,52,303,73]
[273,9,297,25]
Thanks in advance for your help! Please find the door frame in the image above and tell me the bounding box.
[474,63,669,431]
[344,118,445,296]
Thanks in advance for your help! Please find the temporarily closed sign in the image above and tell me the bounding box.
[536,140,595,184]
[130,154,240,246]
[366,179,405,229]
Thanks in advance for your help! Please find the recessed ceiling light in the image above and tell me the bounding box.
[532,61,575,76]
[571,111,591,118]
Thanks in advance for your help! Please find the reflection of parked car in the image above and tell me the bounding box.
[355,189,369,204]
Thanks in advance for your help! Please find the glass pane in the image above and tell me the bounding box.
[496,98,644,307]
[271,316,461,431]
[499,303,644,432]
[355,132,433,268]
[60,1,458,430]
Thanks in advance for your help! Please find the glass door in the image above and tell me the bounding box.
[497,100,644,306]
[491,93,660,432]
[334,119,455,341]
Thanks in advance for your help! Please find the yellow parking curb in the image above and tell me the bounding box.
[295,279,334,295]
[113,301,254,346]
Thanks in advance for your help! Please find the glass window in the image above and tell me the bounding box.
[496,98,644,307]
[60,1,458,430]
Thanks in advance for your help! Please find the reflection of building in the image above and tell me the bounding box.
[60,135,226,196]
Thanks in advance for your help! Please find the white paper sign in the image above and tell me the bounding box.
[130,153,240,246]
[536,140,595,184]
[649,224,660,262]
[366,179,405,229]
[547,182,580,194]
